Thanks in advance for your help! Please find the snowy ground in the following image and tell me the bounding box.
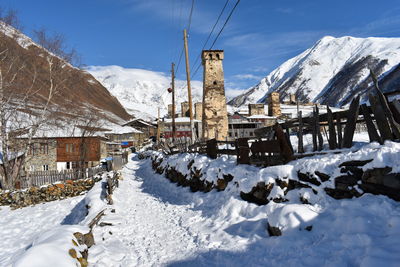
[0,195,86,266]
[89,153,400,266]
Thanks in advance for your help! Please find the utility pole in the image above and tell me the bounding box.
[171,62,176,143]
[183,29,195,143]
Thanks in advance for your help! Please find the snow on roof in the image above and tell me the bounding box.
[163,117,201,123]
[247,114,276,119]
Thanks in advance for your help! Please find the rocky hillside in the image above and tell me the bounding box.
[229,36,400,108]
[87,65,203,119]
[0,22,131,123]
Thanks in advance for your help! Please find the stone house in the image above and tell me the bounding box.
[16,136,108,172]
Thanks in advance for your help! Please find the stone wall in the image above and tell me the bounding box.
[144,152,400,205]
[201,50,228,140]
[25,139,58,172]
[194,102,203,121]
[0,177,101,209]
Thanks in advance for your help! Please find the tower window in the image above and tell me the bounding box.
[209,53,213,60]
[216,53,220,60]
[213,81,217,85]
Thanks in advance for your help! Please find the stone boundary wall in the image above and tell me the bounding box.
[141,152,400,206]
[0,177,102,209]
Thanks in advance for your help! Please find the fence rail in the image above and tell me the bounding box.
[19,167,104,189]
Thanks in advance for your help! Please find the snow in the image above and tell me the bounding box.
[89,148,400,266]
[231,36,400,108]
[86,65,204,119]
[0,196,85,266]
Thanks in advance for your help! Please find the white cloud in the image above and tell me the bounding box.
[233,74,262,80]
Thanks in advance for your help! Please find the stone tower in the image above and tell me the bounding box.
[268,92,281,117]
[168,104,173,118]
[201,50,228,140]
[248,104,265,116]
[181,101,189,117]
[194,102,203,121]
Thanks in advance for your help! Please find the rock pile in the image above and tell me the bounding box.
[0,178,101,209]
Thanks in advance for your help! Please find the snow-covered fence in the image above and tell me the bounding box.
[255,98,400,153]
[20,167,103,189]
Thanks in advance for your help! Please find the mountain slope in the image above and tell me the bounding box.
[0,22,131,123]
[87,65,203,119]
[229,36,400,107]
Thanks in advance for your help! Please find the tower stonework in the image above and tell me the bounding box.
[181,101,189,117]
[194,102,203,121]
[168,104,173,118]
[268,92,281,117]
[201,50,228,140]
[248,104,265,116]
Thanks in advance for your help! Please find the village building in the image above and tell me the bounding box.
[18,136,108,172]
[228,113,262,140]
[123,118,157,141]
[104,125,144,148]
[161,117,202,140]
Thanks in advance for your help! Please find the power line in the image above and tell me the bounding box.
[190,0,231,76]
[190,0,240,80]
[209,0,240,49]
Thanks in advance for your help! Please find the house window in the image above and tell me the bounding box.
[250,132,254,137]
[66,144,74,153]
[43,165,49,171]
[66,162,70,169]
[29,165,35,171]
[40,143,48,154]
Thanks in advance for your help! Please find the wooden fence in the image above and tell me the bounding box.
[162,90,399,168]
[19,167,104,189]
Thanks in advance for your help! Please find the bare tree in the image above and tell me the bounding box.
[0,23,72,189]
[0,7,23,30]
[33,28,82,67]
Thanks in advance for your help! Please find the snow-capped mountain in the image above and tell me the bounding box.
[229,36,400,108]
[87,65,203,119]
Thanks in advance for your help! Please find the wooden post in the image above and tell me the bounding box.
[371,73,400,139]
[171,63,176,143]
[183,29,195,143]
[360,104,382,144]
[316,105,323,151]
[312,108,318,152]
[336,112,343,149]
[297,110,304,153]
[327,106,337,150]
[342,95,360,148]
[369,93,392,141]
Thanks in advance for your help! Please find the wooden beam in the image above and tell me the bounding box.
[327,105,337,150]
[297,110,304,153]
[360,104,382,144]
[342,95,360,148]
[369,93,392,141]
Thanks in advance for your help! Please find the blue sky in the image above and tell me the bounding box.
[3,0,400,96]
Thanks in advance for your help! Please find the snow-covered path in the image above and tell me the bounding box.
[89,154,400,267]
[89,160,203,266]
[0,195,86,266]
